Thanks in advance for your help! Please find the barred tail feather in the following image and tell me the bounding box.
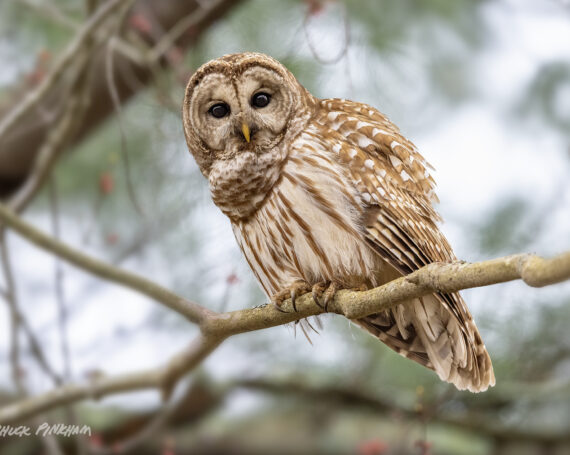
[355,294,495,393]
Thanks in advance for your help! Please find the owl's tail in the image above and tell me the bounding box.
[355,293,495,393]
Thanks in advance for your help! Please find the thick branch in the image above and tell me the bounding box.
[203,252,570,335]
[0,201,569,423]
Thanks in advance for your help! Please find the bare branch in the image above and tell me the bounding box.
[0,202,211,325]
[0,235,66,455]
[103,0,148,217]
[0,232,25,397]
[0,334,220,424]
[6,54,92,216]
[20,0,148,66]
[232,378,570,445]
[48,179,72,382]
[147,0,231,63]
[5,189,566,333]
[202,252,570,336]
[0,0,243,197]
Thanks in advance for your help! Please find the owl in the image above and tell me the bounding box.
[182,52,495,392]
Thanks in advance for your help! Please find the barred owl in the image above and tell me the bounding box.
[182,52,495,392]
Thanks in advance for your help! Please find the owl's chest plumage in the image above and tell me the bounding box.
[231,125,383,296]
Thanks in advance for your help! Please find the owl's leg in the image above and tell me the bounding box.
[271,280,311,312]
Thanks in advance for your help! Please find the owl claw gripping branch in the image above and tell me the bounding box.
[183,52,495,393]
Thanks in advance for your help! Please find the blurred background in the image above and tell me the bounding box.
[1,0,569,454]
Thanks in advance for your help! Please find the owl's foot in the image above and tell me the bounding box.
[311,281,340,312]
[271,280,311,312]
[312,281,369,311]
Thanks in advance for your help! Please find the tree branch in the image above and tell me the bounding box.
[0,0,135,142]
[0,200,569,423]
[0,202,211,325]
[232,378,570,445]
[202,252,570,336]
[0,334,220,424]
[0,0,244,196]
[6,50,93,216]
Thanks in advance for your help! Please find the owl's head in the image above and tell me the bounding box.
[183,52,314,177]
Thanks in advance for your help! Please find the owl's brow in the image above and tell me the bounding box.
[233,61,284,78]
[192,62,231,86]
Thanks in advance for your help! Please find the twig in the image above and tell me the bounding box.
[6,47,93,216]
[19,0,148,66]
[2,225,63,386]
[0,232,25,397]
[303,3,351,65]
[48,179,72,382]
[0,0,135,141]
[0,234,65,455]
[0,334,220,424]
[147,0,227,62]
[105,35,145,217]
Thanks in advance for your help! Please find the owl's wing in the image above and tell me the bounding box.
[316,99,495,392]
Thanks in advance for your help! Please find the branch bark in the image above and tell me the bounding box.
[0,201,569,424]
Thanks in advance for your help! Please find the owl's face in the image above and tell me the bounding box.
[183,53,313,178]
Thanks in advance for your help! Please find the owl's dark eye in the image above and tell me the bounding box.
[209,103,230,118]
[251,92,271,108]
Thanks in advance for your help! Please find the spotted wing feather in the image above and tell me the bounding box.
[316,99,495,392]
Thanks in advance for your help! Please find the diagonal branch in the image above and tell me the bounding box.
[0,200,569,424]
[6,50,93,216]
[0,334,220,424]
[0,202,211,325]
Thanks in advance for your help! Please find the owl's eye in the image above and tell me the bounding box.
[209,103,230,118]
[251,92,271,108]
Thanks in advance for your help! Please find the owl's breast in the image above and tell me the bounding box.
[232,130,384,296]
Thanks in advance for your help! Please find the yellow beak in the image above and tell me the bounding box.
[241,122,250,143]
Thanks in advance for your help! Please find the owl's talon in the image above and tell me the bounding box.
[271,280,311,312]
[311,281,327,309]
[311,281,340,311]
[273,303,289,313]
[271,292,290,312]
[321,282,339,311]
[290,289,299,312]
